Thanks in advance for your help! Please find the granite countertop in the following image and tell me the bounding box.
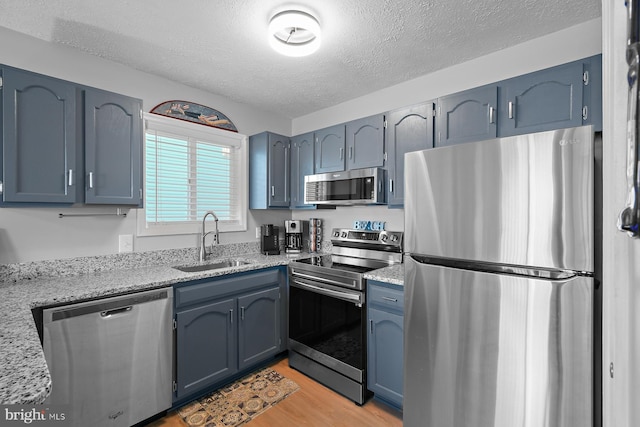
[363,263,404,286]
[0,249,404,405]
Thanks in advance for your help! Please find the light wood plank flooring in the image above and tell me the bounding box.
[147,357,403,426]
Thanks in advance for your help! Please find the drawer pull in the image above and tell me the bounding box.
[381,296,398,302]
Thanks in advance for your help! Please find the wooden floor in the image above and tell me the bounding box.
[147,357,403,426]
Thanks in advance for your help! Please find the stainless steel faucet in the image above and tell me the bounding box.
[199,211,219,262]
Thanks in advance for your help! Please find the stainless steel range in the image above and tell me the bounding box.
[288,228,403,404]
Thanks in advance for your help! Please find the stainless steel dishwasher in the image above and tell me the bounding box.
[43,287,173,427]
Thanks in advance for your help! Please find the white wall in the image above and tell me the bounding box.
[294,205,404,243]
[602,3,640,427]
[0,27,293,264]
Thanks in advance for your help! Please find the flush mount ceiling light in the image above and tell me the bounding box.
[268,10,321,57]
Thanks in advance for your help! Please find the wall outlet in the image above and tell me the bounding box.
[118,234,133,253]
[255,226,261,239]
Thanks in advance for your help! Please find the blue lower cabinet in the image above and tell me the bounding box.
[174,268,286,403]
[238,287,281,370]
[367,280,404,409]
[175,298,238,400]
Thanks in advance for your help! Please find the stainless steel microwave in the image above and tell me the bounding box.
[304,167,385,205]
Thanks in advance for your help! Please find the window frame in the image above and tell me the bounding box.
[137,112,248,237]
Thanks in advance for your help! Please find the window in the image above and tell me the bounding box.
[138,113,247,236]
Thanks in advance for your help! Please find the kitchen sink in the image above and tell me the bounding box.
[173,260,250,273]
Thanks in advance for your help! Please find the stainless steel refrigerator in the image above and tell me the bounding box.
[403,126,594,427]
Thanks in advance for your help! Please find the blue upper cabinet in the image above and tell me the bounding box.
[290,132,315,209]
[499,60,585,137]
[436,84,498,147]
[268,133,290,207]
[1,65,143,206]
[249,131,290,209]
[499,55,602,136]
[314,124,345,173]
[385,102,434,208]
[1,67,80,203]
[84,88,143,205]
[435,55,602,147]
[345,114,385,170]
[583,54,603,132]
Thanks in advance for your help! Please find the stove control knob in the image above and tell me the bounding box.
[333,230,340,237]
[341,231,348,238]
[381,234,389,242]
[391,234,399,242]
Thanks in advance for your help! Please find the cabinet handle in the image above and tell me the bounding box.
[240,306,245,321]
[284,147,289,201]
[271,186,275,197]
[381,296,398,302]
[88,172,94,189]
[508,101,514,119]
[68,169,73,186]
[339,147,344,160]
[229,308,233,324]
[370,319,373,334]
[489,106,496,124]
[389,179,394,194]
[349,146,353,159]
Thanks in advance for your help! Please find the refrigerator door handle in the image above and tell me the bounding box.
[408,254,580,280]
[619,0,640,237]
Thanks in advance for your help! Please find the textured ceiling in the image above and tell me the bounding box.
[0,0,601,118]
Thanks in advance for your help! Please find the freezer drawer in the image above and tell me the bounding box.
[404,256,593,427]
[43,288,173,427]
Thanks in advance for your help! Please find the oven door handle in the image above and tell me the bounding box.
[290,270,358,289]
[291,279,363,306]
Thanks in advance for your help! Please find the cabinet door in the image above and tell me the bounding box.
[499,61,584,137]
[346,114,385,170]
[315,124,345,173]
[2,68,78,203]
[175,298,237,400]
[368,307,404,409]
[84,89,142,205]
[584,54,602,132]
[267,133,290,207]
[385,102,434,207]
[290,132,315,209]
[238,287,281,370]
[436,85,497,147]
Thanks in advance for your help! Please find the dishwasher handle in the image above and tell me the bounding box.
[100,306,133,317]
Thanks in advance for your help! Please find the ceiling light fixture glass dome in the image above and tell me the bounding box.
[268,10,321,57]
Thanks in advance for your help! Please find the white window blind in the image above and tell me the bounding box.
[141,113,247,235]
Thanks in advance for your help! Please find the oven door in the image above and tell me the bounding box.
[288,275,366,383]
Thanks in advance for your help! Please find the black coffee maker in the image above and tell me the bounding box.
[284,220,306,253]
[260,224,280,255]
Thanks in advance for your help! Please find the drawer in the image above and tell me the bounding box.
[175,268,281,309]
[368,281,403,314]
